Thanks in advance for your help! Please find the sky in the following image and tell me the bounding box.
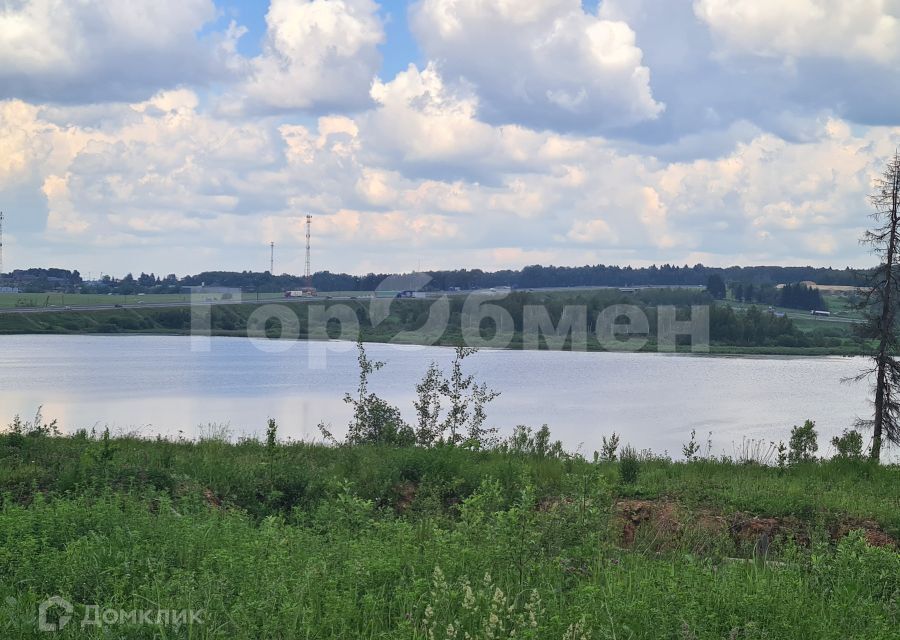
[2,0,900,278]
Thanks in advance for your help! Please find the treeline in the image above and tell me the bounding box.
[0,268,83,292]
[728,282,827,311]
[84,264,872,293]
[4,263,869,295]
[197,263,867,291]
[778,283,828,311]
[0,288,859,352]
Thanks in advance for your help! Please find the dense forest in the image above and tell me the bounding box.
[184,264,868,292]
[724,281,828,311]
[3,263,868,295]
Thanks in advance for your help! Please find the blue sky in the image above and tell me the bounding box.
[1,0,899,276]
[218,0,422,77]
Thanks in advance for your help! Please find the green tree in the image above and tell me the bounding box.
[706,274,726,299]
[439,347,500,446]
[744,283,755,303]
[788,420,818,464]
[413,362,442,446]
[344,340,413,446]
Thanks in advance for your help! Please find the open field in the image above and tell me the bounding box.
[0,292,191,309]
[0,428,897,639]
[0,292,306,309]
[0,289,874,355]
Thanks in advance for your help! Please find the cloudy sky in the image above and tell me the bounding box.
[2,0,899,277]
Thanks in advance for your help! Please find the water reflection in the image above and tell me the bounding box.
[0,335,875,459]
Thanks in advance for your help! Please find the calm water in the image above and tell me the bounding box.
[0,335,875,458]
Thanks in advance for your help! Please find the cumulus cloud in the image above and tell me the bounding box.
[0,0,238,103]
[4,1,900,274]
[361,63,600,183]
[4,81,896,274]
[409,0,663,132]
[694,0,900,63]
[596,0,900,149]
[234,0,384,114]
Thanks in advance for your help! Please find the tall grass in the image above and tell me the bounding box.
[0,431,897,638]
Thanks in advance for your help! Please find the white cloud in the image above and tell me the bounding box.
[0,101,49,186]
[235,0,384,113]
[362,63,598,182]
[694,0,900,63]
[0,0,236,103]
[2,62,899,274]
[409,0,663,132]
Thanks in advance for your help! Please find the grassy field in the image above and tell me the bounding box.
[0,292,311,309]
[0,289,874,355]
[0,426,897,639]
[0,292,189,308]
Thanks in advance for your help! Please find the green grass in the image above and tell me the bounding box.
[0,292,192,308]
[0,430,897,638]
[0,291,369,309]
[0,292,875,355]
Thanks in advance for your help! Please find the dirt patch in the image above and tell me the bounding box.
[203,488,222,508]
[832,519,897,548]
[729,514,809,548]
[615,499,681,547]
[695,512,729,537]
[393,482,417,513]
[614,499,897,551]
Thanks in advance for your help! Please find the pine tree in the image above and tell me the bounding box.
[854,151,900,461]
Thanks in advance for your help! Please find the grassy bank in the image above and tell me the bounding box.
[0,429,897,638]
[0,289,872,356]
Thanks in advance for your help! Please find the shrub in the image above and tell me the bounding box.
[599,432,620,462]
[776,441,787,469]
[618,445,639,484]
[266,418,278,449]
[831,429,864,461]
[682,429,700,462]
[788,419,818,464]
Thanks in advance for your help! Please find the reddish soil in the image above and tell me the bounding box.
[614,499,896,550]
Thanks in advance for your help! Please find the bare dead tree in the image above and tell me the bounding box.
[855,151,900,461]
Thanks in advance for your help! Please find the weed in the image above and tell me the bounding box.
[683,429,700,461]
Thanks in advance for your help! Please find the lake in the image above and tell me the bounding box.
[0,334,876,459]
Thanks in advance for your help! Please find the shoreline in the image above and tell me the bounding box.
[0,328,870,357]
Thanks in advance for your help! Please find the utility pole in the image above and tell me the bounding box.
[270,241,275,274]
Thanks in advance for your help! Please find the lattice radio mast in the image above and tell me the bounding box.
[0,211,4,277]
[304,214,312,290]
[269,241,274,274]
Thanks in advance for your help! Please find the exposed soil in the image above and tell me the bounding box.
[614,499,897,550]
